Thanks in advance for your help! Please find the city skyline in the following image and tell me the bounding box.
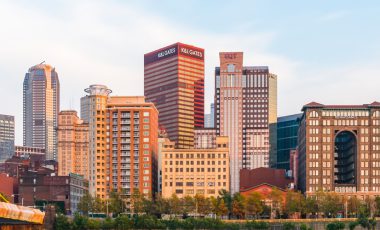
[1,1,380,144]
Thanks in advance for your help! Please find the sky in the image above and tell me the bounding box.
[1,0,380,145]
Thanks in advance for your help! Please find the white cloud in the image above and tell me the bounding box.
[317,10,350,22]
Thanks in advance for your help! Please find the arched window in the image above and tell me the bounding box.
[227,64,235,73]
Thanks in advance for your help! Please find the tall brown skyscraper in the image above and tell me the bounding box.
[144,43,204,149]
[23,63,60,160]
[215,52,277,193]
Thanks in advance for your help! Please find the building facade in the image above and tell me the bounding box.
[15,146,45,158]
[0,114,15,162]
[275,113,302,169]
[298,102,380,198]
[144,42,204,149]
[58,110,89,180]
[215,52,277,193]
[161,136,229,198]
[194,128,217,149]
[106,96,158,197]
[80,85,112,199]
[23,63,60,160]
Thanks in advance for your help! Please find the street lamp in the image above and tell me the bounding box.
[11,194,23,206]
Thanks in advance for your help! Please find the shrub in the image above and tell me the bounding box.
[55,214,71,230]
[326,222,345,230]
[283,222,296,230]
[245,220,270,230]
[300,223,309,230]
[101,217,115,229]
[114,215,133,229]
[134,214,165,229]
[87,218,101,229]
[72,213,88,230]
[349,222,358,230]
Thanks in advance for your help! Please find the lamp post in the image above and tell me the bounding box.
[11,194,23,206]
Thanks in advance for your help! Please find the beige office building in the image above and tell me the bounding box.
[58,110,89,180]
[80,85,112,198]
[161,136,230,198]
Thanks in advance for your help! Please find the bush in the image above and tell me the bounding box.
[283,222,296,230]
[55,214,71,230]
[114,215,133,229]
[326,222,345,230]
[72,213,88,230]
[101,217,115,229]
[245,220,270,230]
[87,218,101,229]
[134,215,165,229]
[349,222,358,230]
[300,223,308,230]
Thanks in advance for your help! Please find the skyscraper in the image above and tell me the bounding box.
[0,114,15,162]
[81,85,111,198]
[106,96,158,197]
[215,52,277,193]
[144,42,204,149]
[275,113,302,170]
[58,110,89,180]
[23,63,60,160]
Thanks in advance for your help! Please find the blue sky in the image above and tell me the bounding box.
[1,0,380,144]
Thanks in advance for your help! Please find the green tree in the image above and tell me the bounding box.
[232,193,245,219]
[245,192,263,219]
[93,196,105,213]
[304,196,318,216]
[218,189,233,218]
[284,190,305,217]
[181,195,195,217]
[347,196,362,217]
[72,212,88,230]
[109,191,124,215]
[168,194,182,216]
[77,192,93,215]
[375,196,380,217]
[317,191,342,217]
[152,194,169,217]
[194,194,212,216]
[269,188,284,218]
[211,197,228,217]
[114,215,133,229]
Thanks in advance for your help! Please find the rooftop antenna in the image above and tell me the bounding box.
[39,61,45,65]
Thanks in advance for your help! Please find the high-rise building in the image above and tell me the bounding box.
[275,113,302,169]
[215,52,277,193]
[58,110,89,180]
[161,136,230,198]
[298,102,380,197]
[80,85,112,198]
[144,42,204,149]
[204,103,215,128]
[106,96,158,197]
[0,114,15,162]
[23,63,60,160]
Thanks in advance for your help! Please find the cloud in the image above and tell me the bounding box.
[317,10,350,22]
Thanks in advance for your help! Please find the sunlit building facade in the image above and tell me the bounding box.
[215,52,277,193]
[58,110,89,180]
[23,63,60,160]
[144,42,204,149]
[107,96,158,197]
[161,136,230,198]
[80,85,111,198]
[0,114,15,162]
[298,102,380,198]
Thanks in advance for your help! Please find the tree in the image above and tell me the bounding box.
[347,196,362,217]
[317,191,343,218]
[375,196,380,217]
[211,197,228,217]
[152,194,169,218]
[130,189,144,215]
[54,214,71,230]
[284,190,305,217]
[181,195,195,217]
[168,194,182,216]
[108,191,124,215]
[194,194,212,216]
[93,196,105,213]
[304,196,318,217]
[268,188,284,218]
[245,192,263,219]
[231,193,245,219]
[218,189,233,218]
[77,192,94,215]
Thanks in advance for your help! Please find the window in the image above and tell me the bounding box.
[227,64,235,72]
